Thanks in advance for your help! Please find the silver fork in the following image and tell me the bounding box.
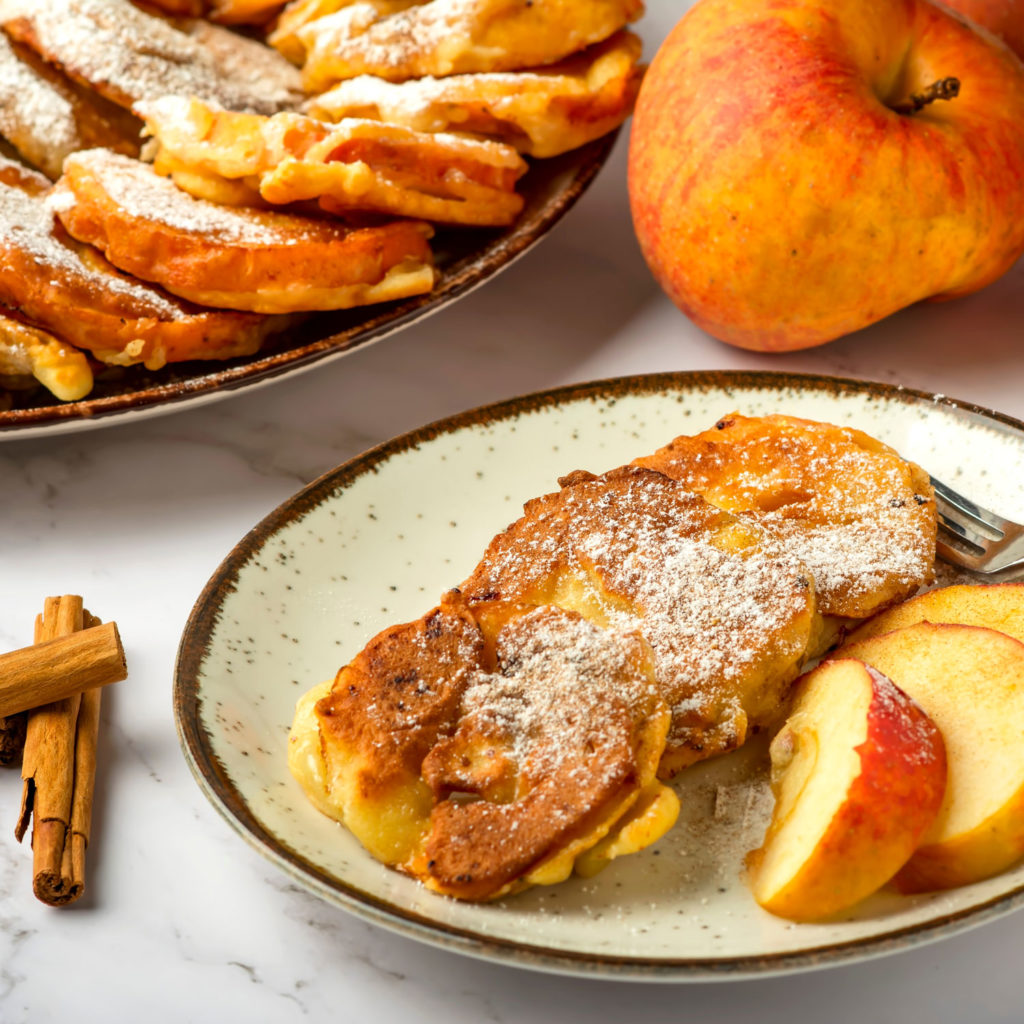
[931,476,1024,574]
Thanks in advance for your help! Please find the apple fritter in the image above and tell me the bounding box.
[288,593,676,900]
[0,310,93,402]
[296,0,646,91]
[269,0,426,64]
[0,34,141,180]
[460,465,819,778]
[0,0,302,115]
[137,95,528,226]
[55,149,437,313]
[0,159,274,369]
[632,413,936,620]
[307,31,644,158]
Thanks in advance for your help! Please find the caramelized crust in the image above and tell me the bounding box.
[633,413,937,619]
[137,95,528,226]
[1,0,302,114]
[0,167,273,368]
[461,465,818,776]
[270,0,426,64]
[297,594,673,900]
[56,149,436,313]
[296,0,646,91]
[307,31,645,158]
[0,34,141,180]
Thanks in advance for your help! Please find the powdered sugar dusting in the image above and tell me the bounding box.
[1,0,301,114]
[458,608,658,783]
[1,179,185,317]
[67,149,318,246]
[472,471,812,748]
[0,33,78,163]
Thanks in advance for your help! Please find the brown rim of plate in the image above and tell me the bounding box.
[174,369,1024,980]
[0,132,617,436]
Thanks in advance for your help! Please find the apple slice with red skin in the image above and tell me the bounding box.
[841,622,1024,892]
[749,658,946,921]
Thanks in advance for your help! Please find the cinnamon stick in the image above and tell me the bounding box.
[15,597,122,906]
[0,622,126,718]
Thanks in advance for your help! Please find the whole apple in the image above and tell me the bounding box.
[940,0,1024,59]
[628,0,1024,351]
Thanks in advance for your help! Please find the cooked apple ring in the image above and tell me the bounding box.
[0,310,93,402]
[460,465,820,778]
[0,0,302,115]
[296,0,645,91]
[0,33,141,180]
[307,31,644,157]
[632,413,937,621]
[137,96,528,226]
[269,0,425,65]
[289,592,675,900]
[0,163,273,368]
[56,149,436,313]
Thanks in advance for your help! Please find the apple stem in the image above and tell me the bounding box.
[892,77,960,115]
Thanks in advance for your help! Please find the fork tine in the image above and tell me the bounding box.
[929,476,1008,537]
[934,502,991,551]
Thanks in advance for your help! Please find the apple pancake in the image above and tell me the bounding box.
[0,163,273,368]
[269,0,426,65]
[0,0,302,115]
[0,33,141,180]
[289,593,676,900]
[0,310,93,402]
[56,149,436,313]
[460,465,819,777]
[296,0,646,91]
[137,96,528,226]
[632,413,936,620]
[306,31,644,158]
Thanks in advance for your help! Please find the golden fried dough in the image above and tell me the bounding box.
[307,31,644,157]
[297,0,645,91]
[0,309,93,401]
[56,149,436,313]
[137,95,528,226]
[633,414,936,620]
[0,161,273,368]
[289,593,675,900]
[461,465,819,777]
[270,0,425,64]
[1,0,302,114]
[0,34,141,180]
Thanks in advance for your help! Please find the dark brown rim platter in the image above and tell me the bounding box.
[0,132,617,439]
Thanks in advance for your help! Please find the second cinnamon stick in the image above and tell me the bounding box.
[0,622,126,718]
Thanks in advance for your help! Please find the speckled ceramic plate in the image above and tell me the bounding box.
[0,134,614,440]
[175,370,1024,980]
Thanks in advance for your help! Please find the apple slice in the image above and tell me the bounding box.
[748,658,946,921]
[848,582,1024,645]
[841,623,1024,892]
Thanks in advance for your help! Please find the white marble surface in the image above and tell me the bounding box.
[2,2,1024,1019]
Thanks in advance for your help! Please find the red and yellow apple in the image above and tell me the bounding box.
[628,0,1024,351]
[748,658,946,921]
[940,0,1024,59]
[841,622,1024,892]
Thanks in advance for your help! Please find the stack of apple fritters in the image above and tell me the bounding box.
[0,0,644,404]
[288,414,937,901]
